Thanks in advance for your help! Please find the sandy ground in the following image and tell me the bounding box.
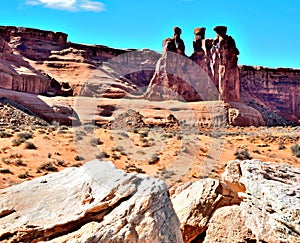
[1,124,299,189]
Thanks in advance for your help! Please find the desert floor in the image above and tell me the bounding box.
[1,119,299,189]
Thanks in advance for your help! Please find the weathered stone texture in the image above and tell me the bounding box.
[240,65,300,122]
[0,160,183,243]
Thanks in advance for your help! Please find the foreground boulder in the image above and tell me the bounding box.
[171,178,241,243]
[209,160,300,243]
[0,160,183,243]
[204,205,256,242]
[170,160,300,243]
[171,179,223,242]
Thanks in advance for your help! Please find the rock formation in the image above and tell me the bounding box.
[0,160,183,242]
[0,36,51,94]
[240,65,300,123]
[144,26,218,102]
[219,160,300,242]
[0,156,299,242]
[203,205,257,242]
[0,26,68,45]
[0,25,299,126]
[145,26,240,103]
[171,179,224,242]
[211,26,240,102]
[170,160,300,242]
[190,27,210,74]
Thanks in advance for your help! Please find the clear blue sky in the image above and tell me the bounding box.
[1,0,299,68]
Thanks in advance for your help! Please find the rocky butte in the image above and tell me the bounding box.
[0,25,299,126]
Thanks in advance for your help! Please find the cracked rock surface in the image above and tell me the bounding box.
[0,160,183,243]
[220,160,300,243]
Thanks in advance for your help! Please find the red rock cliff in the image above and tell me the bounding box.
[240,65,300,122]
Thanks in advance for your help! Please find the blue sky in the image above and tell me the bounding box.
[1,0,299,68]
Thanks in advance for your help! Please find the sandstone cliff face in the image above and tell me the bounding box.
[0,36,51,94]
[0,26,68,45]
[144,51,219,102]
[240,65,300,123]
[0,26,134,97]
[1,25,300,126]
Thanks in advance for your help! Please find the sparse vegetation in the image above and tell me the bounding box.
[96,152,110,159]
[38,162,58,172]
[90,138,103,146]
[111,154,120,160]
[57,159,66,166]
[0,131,13,138]
[149,153,160,165]
[17,132,33,140]
[25,141,37,149]
[14,159,26,166]
[279,141,286,150]
[18,171,30,179]
[0,168,13,174]
[234,148,252,160]
[74,155,85,161]
[12,137,26,146]
[252,149,261,154]
[291,144,300,158]
[72,163,82,167]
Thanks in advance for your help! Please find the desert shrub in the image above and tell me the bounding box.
[182,146,189,153]
[38,129,47,134]
[252,149,261,154]
[177,134,183,140]
[118,132,129,138]
[112,146,123,152]
[57,159,66,166]
[83,125,95,132]
[0,131,13,138]
[72,163,82,167]
[14,159,26,166]
[1,157,10,164]
[125,165,145,173]
[234,148,252,160]
[59,125,69,131]
[291,144,300,158]
[139,130,149,138]
[279,141,286,150]
[0,168,12,174]
[18,171,30,179]
[74,155,85,161]
[9,153,22,159]
[90,138,103,146]
[25,141,37,149]
[12,138,26,147]
[17,132,33,140]
[38,162,58,172]
[111,154,120,160]
[120,151,127,156]
[149,153,160,165]
[96,152,110,159]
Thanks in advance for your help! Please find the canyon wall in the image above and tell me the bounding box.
[240,65,300,122]
[0,26,299,125]
[0,26,68,45]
